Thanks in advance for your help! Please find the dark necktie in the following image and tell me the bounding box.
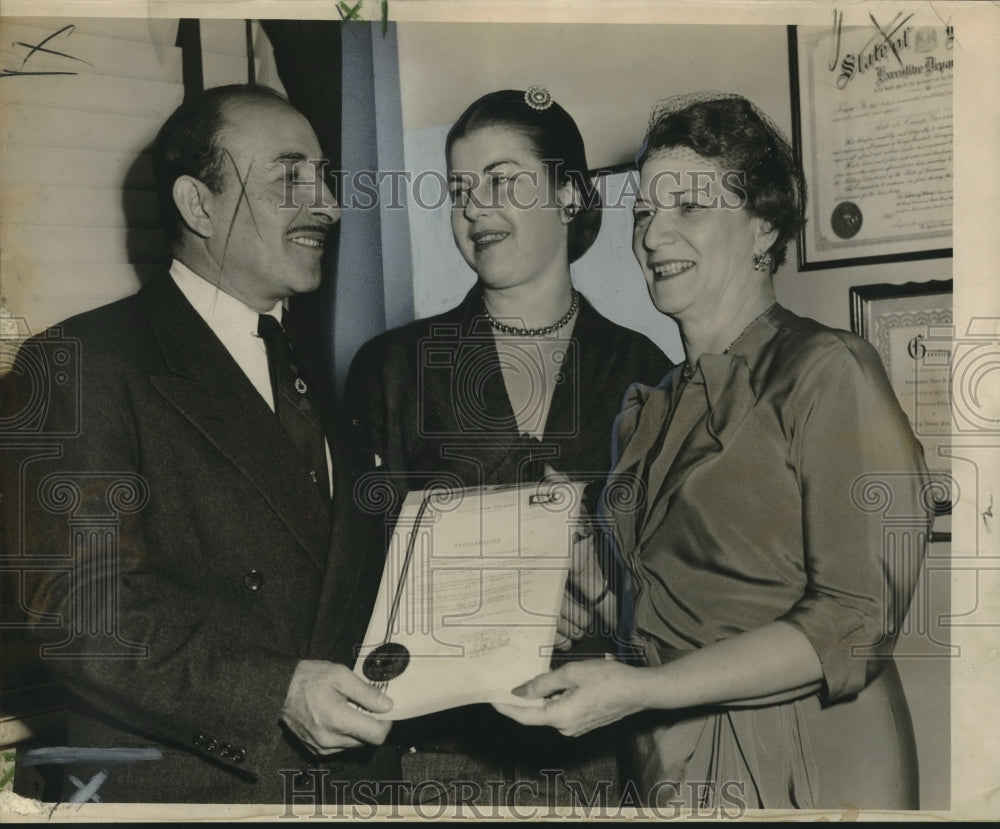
[257,313,331,501]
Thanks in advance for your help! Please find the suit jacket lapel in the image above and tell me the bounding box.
[139,274,330,570]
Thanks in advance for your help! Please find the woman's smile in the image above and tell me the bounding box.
[649,259,696,279]
[471,229,511,251]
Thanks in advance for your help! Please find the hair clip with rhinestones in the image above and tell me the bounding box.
[524,85,553,111]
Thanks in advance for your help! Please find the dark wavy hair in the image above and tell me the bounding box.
[636,94,806,273]
[445,89,601,264]
[153,84,290,247]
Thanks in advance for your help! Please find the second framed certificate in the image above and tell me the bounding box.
[850,279,953,509]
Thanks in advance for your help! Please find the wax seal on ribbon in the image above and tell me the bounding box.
[362,642,410,682]
[831,201,863,239]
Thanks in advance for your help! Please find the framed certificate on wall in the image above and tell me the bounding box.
[790,20,954,269]
[850,279,953,509]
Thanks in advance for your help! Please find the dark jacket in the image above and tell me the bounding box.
[345,286,671,513]
[0,273,397,803]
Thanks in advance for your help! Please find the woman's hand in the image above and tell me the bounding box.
[498,624,826,739]
[553,589,591,651]
[566,527,608,605]
[492,659,644,737]
[553,529,609,650]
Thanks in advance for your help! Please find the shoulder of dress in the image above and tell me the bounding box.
[576,307,670,364]
[347,303,475,388]
[355,306,453,349]
[619,376,668,411]
[753,318,892,416]
[764,309,877,365]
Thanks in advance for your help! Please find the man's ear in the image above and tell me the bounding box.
[172,175,215,239]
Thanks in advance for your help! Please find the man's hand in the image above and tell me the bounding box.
[281,660,393,755]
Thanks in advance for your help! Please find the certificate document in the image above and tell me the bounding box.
[795,19,953,264]
[851,279,953,498]
[353,481,585,720]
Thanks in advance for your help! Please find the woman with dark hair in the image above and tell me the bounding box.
[346,88,669,803]
[495,93,933,809]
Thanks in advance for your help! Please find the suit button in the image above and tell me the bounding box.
[233,749,247,763]
[219,742,232,758]
[193,734,206,748]
[244,570,264,590]
[206,738,219,753]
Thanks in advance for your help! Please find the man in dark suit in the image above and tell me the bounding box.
[0,85,397,804]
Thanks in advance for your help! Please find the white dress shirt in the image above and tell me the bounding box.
[169,259,333,494]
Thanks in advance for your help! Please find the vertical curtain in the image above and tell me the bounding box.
[176,19,203,99]
[260,21,344,408]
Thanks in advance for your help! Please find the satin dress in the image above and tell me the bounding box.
[603,305,932,809]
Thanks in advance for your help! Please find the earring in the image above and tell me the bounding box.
[752,251,773,272]
[563,204,579,221]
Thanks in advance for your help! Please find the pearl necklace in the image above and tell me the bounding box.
[483,290,580,337]
[682,303,776,381]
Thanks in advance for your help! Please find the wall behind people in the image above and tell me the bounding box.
[0,17,285,350]
[394,22,949,344]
